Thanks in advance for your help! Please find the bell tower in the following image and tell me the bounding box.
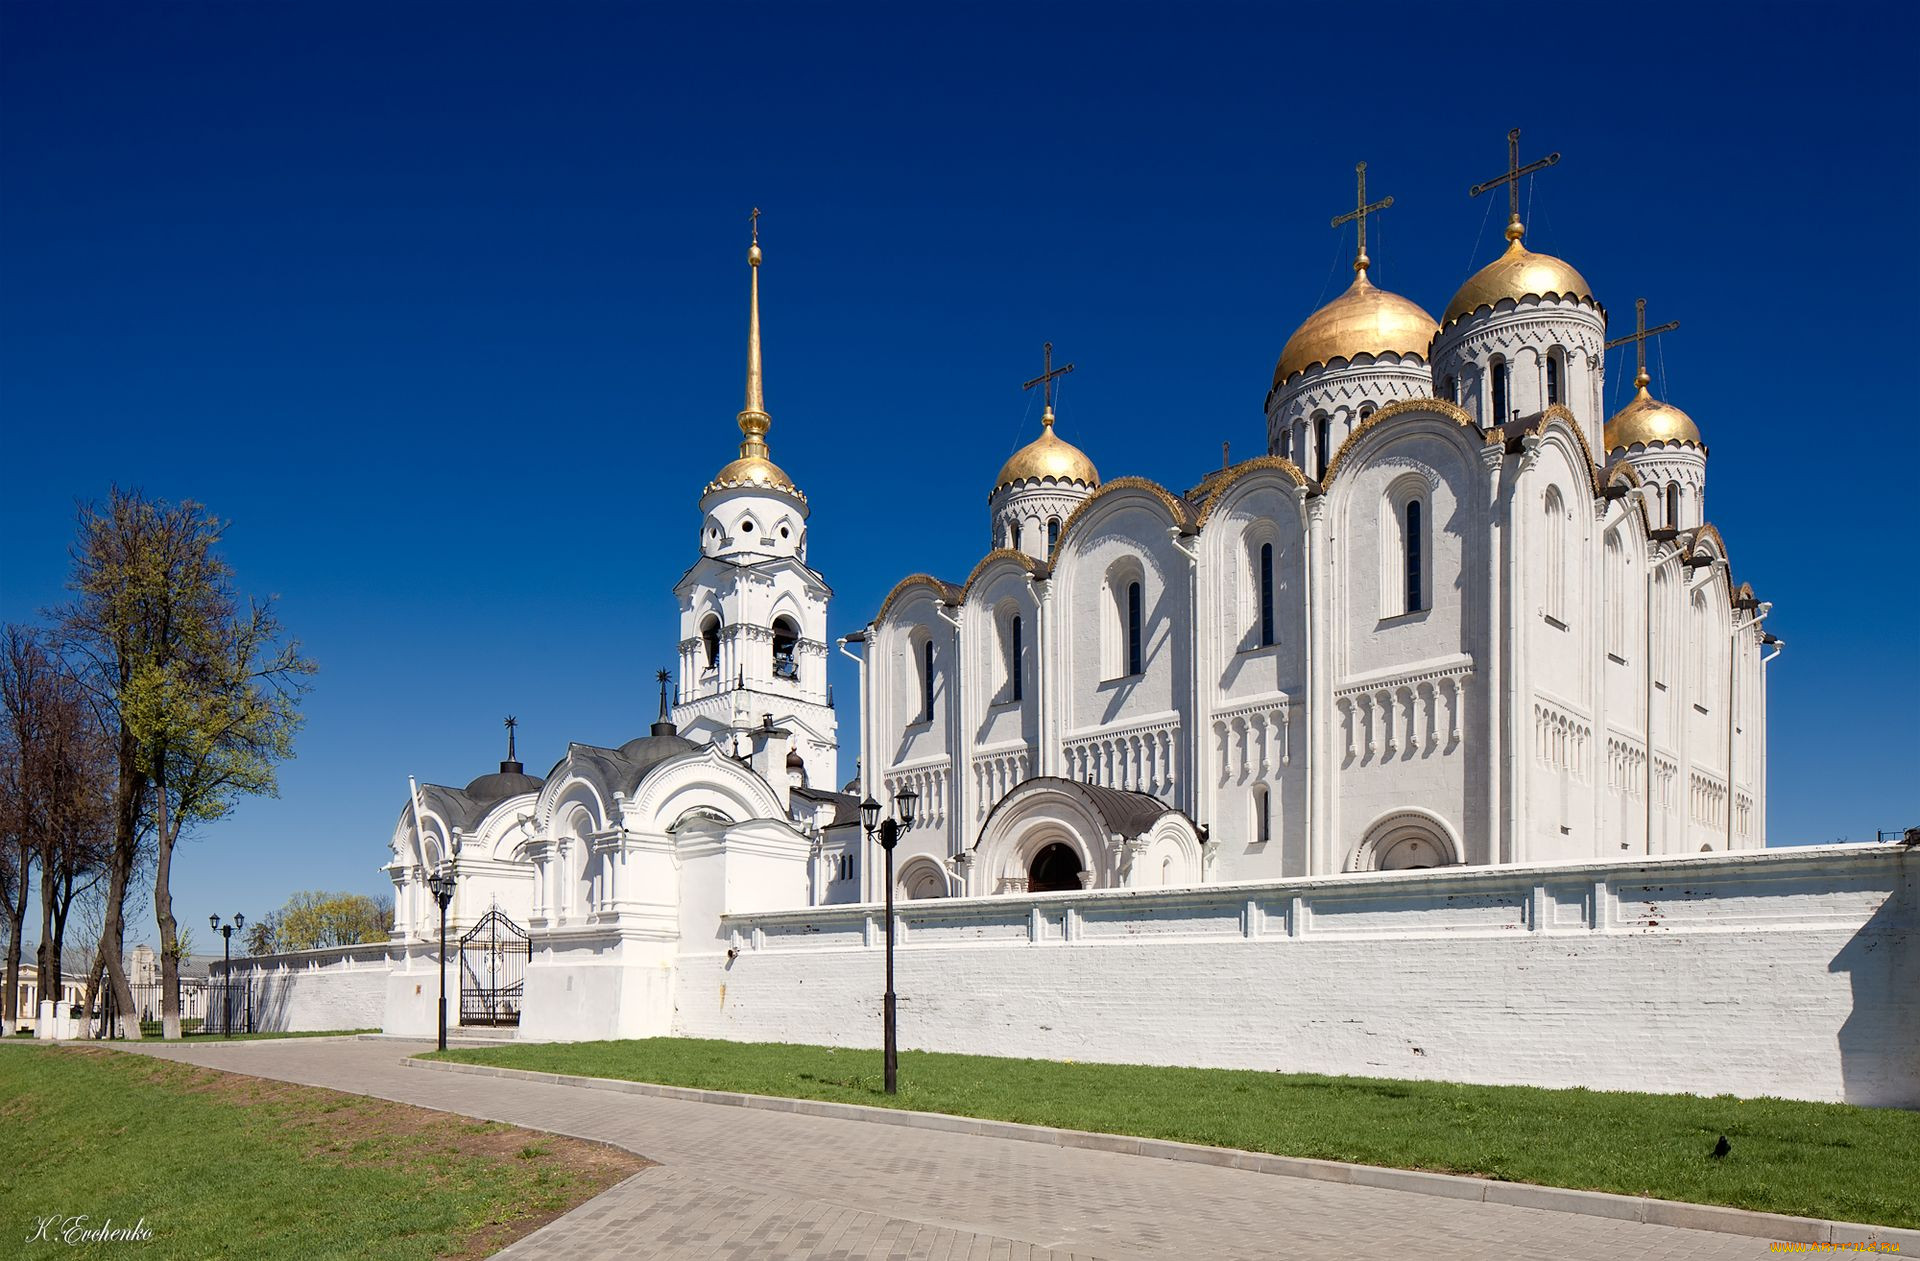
[671,213,838,789]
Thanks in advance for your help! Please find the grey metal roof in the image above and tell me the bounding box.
[973,775,1185,847]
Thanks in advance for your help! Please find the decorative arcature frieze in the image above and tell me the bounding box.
[1534,697,1591,780]
[971,745,1032,819]
[1336,660,1469,765]
[1690,771,1728,828]
[1605,732,1646,798]
[1063,715,1181,797]
[1735,791,1754,839]
[884,759,952,830]
[1213,695,1293,785]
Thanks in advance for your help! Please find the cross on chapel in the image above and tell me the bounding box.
[1605,298,1680,388]
[1021,342,1075,420]
[1470,128,1561,233]
[504,715,517,762]
[1331,161,1393,271]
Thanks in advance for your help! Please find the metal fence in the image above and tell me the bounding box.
[104,978,253,1037]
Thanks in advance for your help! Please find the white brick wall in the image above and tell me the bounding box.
[676,845,1916,1107]
[213,943,390,1033]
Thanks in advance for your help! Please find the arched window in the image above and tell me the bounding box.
[1258,542,1276,647]
[1545,352,1562,405]
[1404,500,1423,613]
[1491,358,1510,422]
[1666,482,1682,529]
[1357,403,1375,422]
[1126,581,1144,676]
[1046,517,1060,558]
[700,615,720,670]
[1604,532,1627,660]
[1314,414,1331,480]
[1277,429,1290,461]
[772,616,799,679]
[1010,520,1023,552]
[1252,783,1271,845]
[1442,374,1457,404]
[1543,487,1566,623]
[921,638,935,721]
[1008,613,1024,703]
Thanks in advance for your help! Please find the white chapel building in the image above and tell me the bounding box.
[379,164,1777,1040]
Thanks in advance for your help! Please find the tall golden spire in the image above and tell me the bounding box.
[738,207,770,461]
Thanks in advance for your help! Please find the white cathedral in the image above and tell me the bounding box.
[382,152,1776,1040]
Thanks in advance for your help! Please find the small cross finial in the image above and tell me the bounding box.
[1469,127,1561,240]
[1330,161,1394,273]
[504,715,517,762]
[1604,297,1680,391]
[656,668,672,721]
[1021,341,1076,422]
[749,206,760,246]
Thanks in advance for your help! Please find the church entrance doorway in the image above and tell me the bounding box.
[1028,842,1084,893]
[459,906,530,1027]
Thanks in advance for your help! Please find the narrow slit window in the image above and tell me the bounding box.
[1405,500,1423,613]
[1546,354,1562,405]
[1126,581,1143,676]
[1046,517,1060,558]
[1666,482,1682,528]
[1009,614,1024,703]
[1314,415,1330,480]
[1491,360,1510,422]
[1258,542,1276,647]
[921,639,935,720]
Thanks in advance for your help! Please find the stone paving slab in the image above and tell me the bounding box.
[102,1037,1874,1259]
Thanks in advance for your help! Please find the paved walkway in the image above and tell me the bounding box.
[118,1038,1767,1260]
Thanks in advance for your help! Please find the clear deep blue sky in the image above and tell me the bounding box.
[3,2,1916,944]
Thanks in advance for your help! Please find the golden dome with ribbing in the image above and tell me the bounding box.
[1443,221,1596,328]
[1273,263,1440,388]
[706,452,806,501]
[994,408,1099,491]
[1605,373,1702,451]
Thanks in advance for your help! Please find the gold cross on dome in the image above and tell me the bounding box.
[748,206,760,245]
[1604,298,1681,385]
[1021,341,1076,414]
[1331,161,1393,269]
[1469,127,1561,226]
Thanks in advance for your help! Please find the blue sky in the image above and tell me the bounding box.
[3,1,1916,943]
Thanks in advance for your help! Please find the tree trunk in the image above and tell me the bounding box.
[2,858,25,1028]
[154,769,180,1039]
[38,868,60,1027]
[97,749,142,1040]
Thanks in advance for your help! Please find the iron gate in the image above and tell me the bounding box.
[459,906,530,1026]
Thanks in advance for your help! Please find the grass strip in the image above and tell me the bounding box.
[427,1036,1919,1228]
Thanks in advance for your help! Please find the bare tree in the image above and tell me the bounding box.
[58,489,314,1038]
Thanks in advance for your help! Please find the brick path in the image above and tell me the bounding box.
[118,1038,1768,1260]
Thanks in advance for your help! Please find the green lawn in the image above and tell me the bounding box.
[1,1045,644,1259]
[427,1037,1920,1229]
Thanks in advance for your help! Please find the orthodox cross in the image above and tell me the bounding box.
[749,206,760,245]
[1021,342,1075,413]
[1604,298,1680,385]
[656,668,672,720]
[1330,161,1393,267]
[504,715,517,762]
[1469,128,1561,224]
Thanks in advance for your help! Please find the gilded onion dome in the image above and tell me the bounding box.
[1274,259,1440,388]
[994,407,1099,491]
[1605,370,1702,450]
[1443,220,1597,328]
[705,227,805,503]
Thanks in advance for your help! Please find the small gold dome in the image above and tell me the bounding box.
[1605,374,1702,451]
[995,409,1099,491]
[1443,223,1596,327]
[1273,265,1439,388]
[706,454,806,501]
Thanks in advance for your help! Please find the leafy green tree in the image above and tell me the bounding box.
[60,489,314,1038]
[272,891,391,951]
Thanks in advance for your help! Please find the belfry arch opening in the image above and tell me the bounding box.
[1028,842,1084,893]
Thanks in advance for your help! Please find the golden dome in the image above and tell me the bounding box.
[995,408,1099,491]
[1604,373,1702,451]
[1443,222,1596,328]
[706,452,806,500]
[1274,265,1438,388]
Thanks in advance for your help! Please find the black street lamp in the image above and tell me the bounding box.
[426,867,457,1052]
[208,913,245,1038]
[860,785,919,1094]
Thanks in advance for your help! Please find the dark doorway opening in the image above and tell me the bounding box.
[1028,842,1085,893]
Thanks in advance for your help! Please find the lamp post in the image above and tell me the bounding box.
[426,868,456,1052]
[860,785,919,1094]
[208,913,245,1038]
